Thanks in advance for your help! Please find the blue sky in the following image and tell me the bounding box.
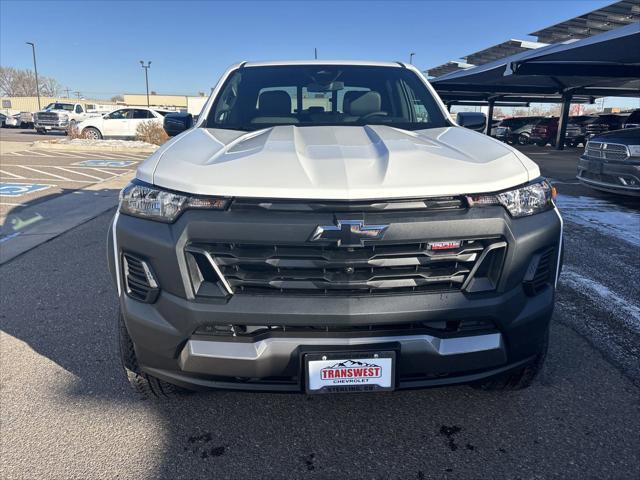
[0,0,631,104]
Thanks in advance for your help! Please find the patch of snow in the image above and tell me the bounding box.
[561,267,640,335]
[556,194,640,247]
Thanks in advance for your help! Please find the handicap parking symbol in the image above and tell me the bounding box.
[74,160,135,167]
[0,183,53,197]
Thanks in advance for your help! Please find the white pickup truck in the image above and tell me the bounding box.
[33,102,94,134]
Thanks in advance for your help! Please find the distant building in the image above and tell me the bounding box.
[123,94,209,115]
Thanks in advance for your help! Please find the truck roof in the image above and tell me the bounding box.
[241,60,404,68]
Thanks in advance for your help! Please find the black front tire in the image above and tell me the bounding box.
[118,310,186,399]
[472,332,548,391]
[517,134,530,145]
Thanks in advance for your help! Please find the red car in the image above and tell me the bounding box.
[530,118,558,146]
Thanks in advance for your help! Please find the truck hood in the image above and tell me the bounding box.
[140,125,540,199]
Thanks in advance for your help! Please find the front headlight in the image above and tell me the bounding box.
[467,179,556,218]
[628,145,640,157]
[119,180,230,223]
[60,113,69,120]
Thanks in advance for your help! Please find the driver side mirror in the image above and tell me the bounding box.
[164,112,193,136]
[457,112,487,132]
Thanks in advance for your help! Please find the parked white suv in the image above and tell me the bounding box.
[34,102,91,134]
[79,107,170,140]
[110,61,562,398]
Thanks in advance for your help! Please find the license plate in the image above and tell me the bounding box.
[305,351,395,394]
[44,126,51,130]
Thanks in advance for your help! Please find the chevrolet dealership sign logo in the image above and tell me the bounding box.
[310,220,389,247]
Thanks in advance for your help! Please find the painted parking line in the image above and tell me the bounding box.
[15,165,74,181]
[72,159,136,168]
[0,169,26,179]
[0,183,54,197]
[52,166,104,180]
[26,150,56,158]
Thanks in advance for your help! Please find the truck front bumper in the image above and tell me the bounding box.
[109,204,562,391]
[577,156,640,196]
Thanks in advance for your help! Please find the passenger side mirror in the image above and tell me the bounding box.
[164,112,193,136]
[457,112,487,132]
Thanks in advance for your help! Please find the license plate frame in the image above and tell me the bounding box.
[304,351,396,394]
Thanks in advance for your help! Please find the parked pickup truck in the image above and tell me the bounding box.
[33,102,93,134]
[110,60,562,399]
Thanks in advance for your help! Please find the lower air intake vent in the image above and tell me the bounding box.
[122,253,159,303]
[523,247,555,296]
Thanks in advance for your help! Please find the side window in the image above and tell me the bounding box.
[75,105,84,114]
[213,73,241,123]
[2,100,11,108]
[132,109,153,119]
[401,81,430,123]
[108,109,129,120]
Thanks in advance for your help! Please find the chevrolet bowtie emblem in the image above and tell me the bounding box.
[310,220,389,247]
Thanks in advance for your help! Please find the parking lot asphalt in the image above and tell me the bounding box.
[0,146,144,219]
[1,137,639,479]
[0,127,66,143]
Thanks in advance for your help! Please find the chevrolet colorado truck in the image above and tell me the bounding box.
[108,61,563,397]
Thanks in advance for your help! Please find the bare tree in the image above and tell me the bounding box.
[0,66,62,97]
[110,94,124,102]
[40,76,61,96]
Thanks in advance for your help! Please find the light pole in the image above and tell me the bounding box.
[140,61,151,107]
[409,52,416,65]
[26,42,41,110]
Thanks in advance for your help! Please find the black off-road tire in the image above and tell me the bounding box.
[472,332,548,391]
[118,310,186,399]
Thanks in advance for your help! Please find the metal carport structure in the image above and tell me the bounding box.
[430,23,640,149]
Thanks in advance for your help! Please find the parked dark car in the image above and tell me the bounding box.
[564,115,595,148]
[584,114,629,138]
[494,116,543,145]
[577,127,640,196]
[531,116,596,147]
[623,109,640,129]
[0,113,6,128]
[530,117,558,146]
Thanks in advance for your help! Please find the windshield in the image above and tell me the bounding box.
[45,103,74,111]
[205,65,450,131]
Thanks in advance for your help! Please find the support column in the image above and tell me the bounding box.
[486,99,495,136]
[555,92,572,150]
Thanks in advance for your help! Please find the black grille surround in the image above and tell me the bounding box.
[185,237,507,297]
[122,252,160,303]
[523,247,555,296]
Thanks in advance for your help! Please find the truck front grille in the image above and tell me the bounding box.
[585,142,629,161]
[185,238,507,297]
